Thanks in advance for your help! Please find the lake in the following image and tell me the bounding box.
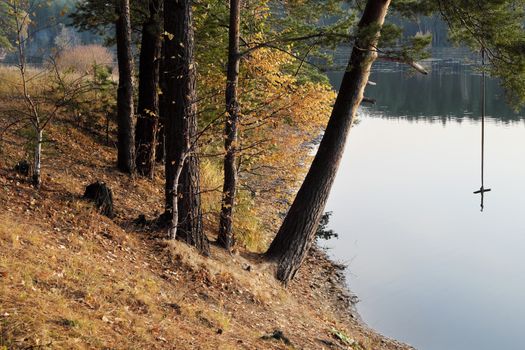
[324,48,525,350]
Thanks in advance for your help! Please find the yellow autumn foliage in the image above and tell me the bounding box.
[198,42,336,250]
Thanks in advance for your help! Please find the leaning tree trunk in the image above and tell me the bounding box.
[115,0,135,174]
[163,0,209,255]
[217,0,241,250]
[135,0,162,178]
[265,0,392,283]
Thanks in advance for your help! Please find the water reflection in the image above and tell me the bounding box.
[324,49,525,350]
[326,48,524,122]
[473,50,491,212]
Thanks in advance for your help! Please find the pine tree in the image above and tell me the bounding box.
[217,0,241,250]
[135,0,162,178]
[115,0,135,174]
[163,0,209,254]
[265,0,393,283]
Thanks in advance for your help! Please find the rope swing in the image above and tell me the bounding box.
[473,47,491,211]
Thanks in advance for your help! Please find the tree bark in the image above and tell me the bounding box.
[168,153,186,239]
[163,0,209,255]
[218,0,241,250]
[32,128,42,188]
[135,0,162,178]
[116,0,135,174]
[156,42,166,163]
[178,151,207,249]
[155,116,165,162]
[265,0,392,283]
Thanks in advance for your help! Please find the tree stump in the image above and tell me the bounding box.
[14,160,30,176]
[83,181,114,218]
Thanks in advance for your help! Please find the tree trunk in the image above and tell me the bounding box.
[32,128,42,188]
[135,0,162,178]
[116,0,135,174]
[178,152,207,249]
[155,119,165,162]
[163,0,209,255]
[83,181,115,218]
[168,154,186,239]
[218,0,241,250]
[156,43,166,164]
[265,0,392,283]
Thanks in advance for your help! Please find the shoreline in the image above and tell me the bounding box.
[296,244,416,350]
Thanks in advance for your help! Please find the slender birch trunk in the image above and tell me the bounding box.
[32,129,43,188]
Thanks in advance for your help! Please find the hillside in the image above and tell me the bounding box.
[0,115,413,350]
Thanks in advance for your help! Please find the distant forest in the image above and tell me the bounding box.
[0,1,450,65]
[0,0,101,63]
[396,14,449,47]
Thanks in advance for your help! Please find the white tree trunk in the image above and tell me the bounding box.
[33,128,42,188]
[168,154,187,239]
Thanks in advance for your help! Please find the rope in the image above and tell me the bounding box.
[473,47,491,211]
[481,48,485,192]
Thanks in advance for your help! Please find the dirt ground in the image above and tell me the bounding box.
[0,117,415,349]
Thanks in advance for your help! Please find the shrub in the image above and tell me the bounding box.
[56,45,114,74]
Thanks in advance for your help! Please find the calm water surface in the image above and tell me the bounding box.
[324,49,525,350]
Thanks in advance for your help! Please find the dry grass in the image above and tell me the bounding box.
[0,92,414,350]
[0,65,49,96]
[200,159,267,251]
[55,45,114,74]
